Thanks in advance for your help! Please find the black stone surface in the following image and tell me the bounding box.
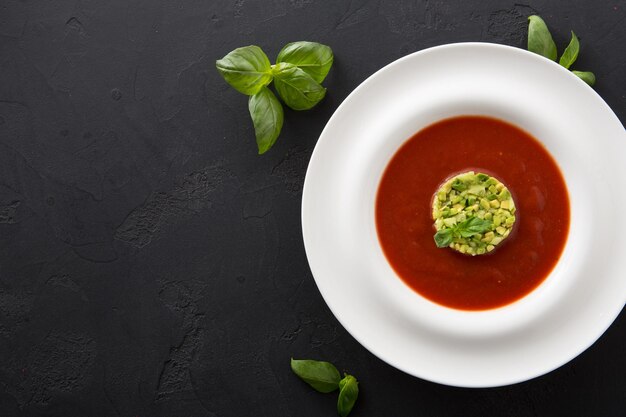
[0,1,624,416]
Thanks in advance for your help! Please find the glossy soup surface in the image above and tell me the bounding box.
[375,116,570,310]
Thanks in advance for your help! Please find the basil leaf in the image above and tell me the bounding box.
[456,217,492,238]
[276,41,334,83]
[290,358,341,393]
[527,15,557,61]
[434,228,454,248]
[572,70,596,86]
[337,374,359,417]
[216,45,273,95]
[559,31,580,69]
[248,87,284,154]
[273,63,327,111]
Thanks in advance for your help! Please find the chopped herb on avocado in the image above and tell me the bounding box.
[432,171,516,255]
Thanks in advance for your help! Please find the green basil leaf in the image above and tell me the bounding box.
[248,87,283,154]
[273,62,327,111]
[290,358,341,393]
[276,41,334,83]
[456,217,492,238]
[216,45,273,95]
[337,374,359,417]
[434,228,454,248]
[527,15,557,61]
[559,31,580,69]
[572,70,596,86]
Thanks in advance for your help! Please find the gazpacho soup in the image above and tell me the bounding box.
[375,116,570,310]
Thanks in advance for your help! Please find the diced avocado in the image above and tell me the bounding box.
[443,218,457,227]
[498,189,511,200]
[457,172,476,182]
[454,212,467,223]
[467,184,486,195]
[481,231,495,243]
[451,178,467,192]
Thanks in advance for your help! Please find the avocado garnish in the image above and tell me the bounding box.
[432,171,516,255]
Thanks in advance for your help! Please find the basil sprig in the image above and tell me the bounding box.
[571,70,596,86]
[434,217,493,248]
[216,42,333,154]
[273,63,327,110]
[289,358,341,393]
[527,15,596,86]
[277,41,334,83]
[559,31,579,69]
[291,358,359,416]
[215,45,273,95]
[248,87,283,154]
[527,15,557,61]
[337,374,359,417]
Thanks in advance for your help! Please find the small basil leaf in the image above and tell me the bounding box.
[572,70,596,86]
[276,41,334,83]
[248,87,284,154]
[457,217,492,238]
[216,45,272,95]
[290,358,341,393]
[527,15,557,61]
[434,228,454,248]
[559,31,580,69]
[273,63,327,111]
[337,374,359,417]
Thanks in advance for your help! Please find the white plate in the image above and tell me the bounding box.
[301,43,626,387]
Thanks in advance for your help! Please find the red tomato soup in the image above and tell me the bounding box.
[375,116,570,310]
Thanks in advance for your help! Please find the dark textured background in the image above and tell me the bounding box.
[0,0,624,416]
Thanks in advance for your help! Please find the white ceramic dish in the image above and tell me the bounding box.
[301,43,626,388]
